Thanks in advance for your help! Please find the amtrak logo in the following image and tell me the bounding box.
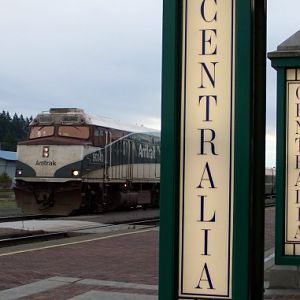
[36,160,57,166]
[138,144,156,160]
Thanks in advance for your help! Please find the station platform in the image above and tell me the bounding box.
[0,207,298,299]
[0,219,134,234]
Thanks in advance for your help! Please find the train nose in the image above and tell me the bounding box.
[34,190,54,209]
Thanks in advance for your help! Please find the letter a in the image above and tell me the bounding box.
[197,162,216,188]
[294,225,300,239]
[195,263,215,290]
[295,172,300,187]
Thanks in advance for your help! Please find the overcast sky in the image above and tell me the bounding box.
[267,0,300,166]
[0,0,162,129]
[0,0,299,166]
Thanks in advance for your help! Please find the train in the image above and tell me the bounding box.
[14,108,160,215]
[265,167,276,197]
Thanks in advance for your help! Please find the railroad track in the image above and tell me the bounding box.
[0,199,275,248]
[0,231,70,248]
[265,195,276,207]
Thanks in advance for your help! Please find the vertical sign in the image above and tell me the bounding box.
[179,0,235,298]
[285,68,300,255]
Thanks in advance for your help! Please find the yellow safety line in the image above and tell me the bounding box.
[0,227,156,257]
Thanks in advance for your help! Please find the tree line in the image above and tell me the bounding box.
[0,111,32,151]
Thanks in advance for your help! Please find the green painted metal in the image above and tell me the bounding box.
[232,0,252,298]
[158,0,181,298]
[233,0,266,298]
[271,58,300,69]
[269,39,300,264]
[276,69,285,260]
[159,0,266,299]
[248,0,267,296]
[272,63,300,265]
[274,68,289,265]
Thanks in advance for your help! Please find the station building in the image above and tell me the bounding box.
[0,150,17,180]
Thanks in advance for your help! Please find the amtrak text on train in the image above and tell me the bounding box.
[35,160,57,166]
[138,144,156,160]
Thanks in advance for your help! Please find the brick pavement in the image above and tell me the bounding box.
[0,228,159,299]
[264,292,300,299]
[264,207,300,299]
[265,206,275,251]
[0,277,158,299]
[0,207,299,299]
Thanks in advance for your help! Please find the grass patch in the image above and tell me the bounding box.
[0,190,17,209]
[0,189,15,198]
[0,199,18,209]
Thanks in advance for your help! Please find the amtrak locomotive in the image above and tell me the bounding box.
[14,108,160,215]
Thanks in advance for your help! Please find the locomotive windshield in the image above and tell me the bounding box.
[29,125,90,140]
[58,126,90,139]
[29,126,55,139]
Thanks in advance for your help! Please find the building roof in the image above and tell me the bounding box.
[278,30,300,52]
[268,29,300,58]
[0,150,17,161]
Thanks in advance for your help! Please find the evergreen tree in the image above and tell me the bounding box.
[0,111,32,151]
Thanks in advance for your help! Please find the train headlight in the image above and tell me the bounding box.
[16,169,23,176]
[43,146,49,158]
[72,170,80,177]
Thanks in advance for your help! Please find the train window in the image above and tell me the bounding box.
[93,128,106,147]
[111,129,123,142]
[29,126,54,139]
[58,126,90,139]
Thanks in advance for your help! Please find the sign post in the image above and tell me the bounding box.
[268,30,300,265]
[159,0,266,299]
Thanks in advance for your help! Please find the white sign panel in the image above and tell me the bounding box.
[178,0,235,298]
[285,69,300,255]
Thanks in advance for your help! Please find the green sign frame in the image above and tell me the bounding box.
[159,0,266,299]
[269,57,300,265]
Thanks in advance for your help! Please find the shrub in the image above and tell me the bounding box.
[0,172,12,188]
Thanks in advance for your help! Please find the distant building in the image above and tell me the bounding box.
[0,150,17,179]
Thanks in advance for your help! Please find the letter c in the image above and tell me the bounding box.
[296,86,300,100]
[200,0,217,23]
